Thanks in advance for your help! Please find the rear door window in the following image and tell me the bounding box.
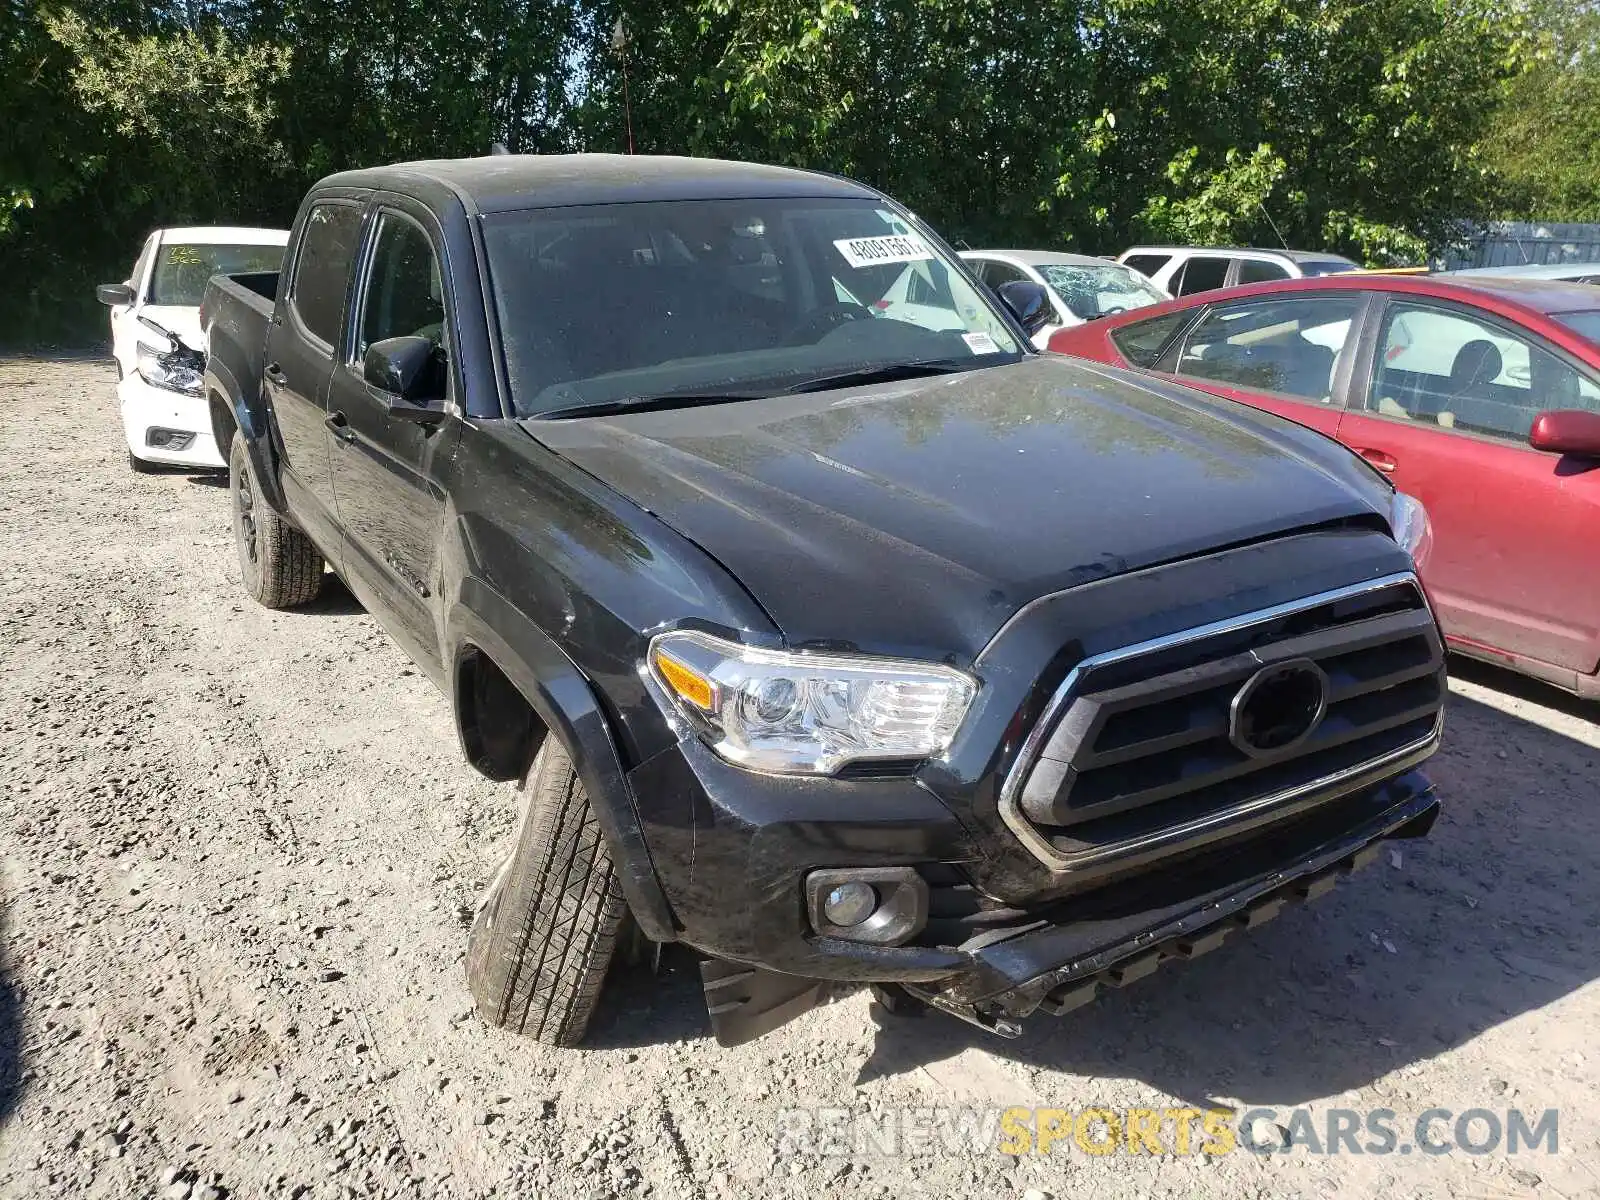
[1174,295,1361,402]
[1237,259,1291,284]
[1175,256,1232,296]
[1122,253,1171,280]
[289,201,364,347]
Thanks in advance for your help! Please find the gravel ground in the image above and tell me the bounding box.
[2,355,1599,1200]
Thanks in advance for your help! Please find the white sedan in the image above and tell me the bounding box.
[97,226,288,472]
[959,249,1171,348]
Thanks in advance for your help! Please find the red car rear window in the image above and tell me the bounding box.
[1109,310,1192,367]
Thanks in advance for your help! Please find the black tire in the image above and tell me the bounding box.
[467,738,629,1046]
[229,432,323,608]
[129,450,156,474]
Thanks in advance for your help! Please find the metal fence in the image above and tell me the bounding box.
[1442,221,1600,270]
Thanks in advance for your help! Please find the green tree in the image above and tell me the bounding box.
[1482,2,1600,220]
[0,0,1549,345]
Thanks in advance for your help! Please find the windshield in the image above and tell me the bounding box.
[1297,259,1359,277]
[483,198,1023,417]
[1554,310,1600,343]
[149,242,285,306]
[1036,263,1167,320]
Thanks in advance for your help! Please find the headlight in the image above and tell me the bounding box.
[136,342,202,397]
[647,630,976,775]
[1389,491,1432,570]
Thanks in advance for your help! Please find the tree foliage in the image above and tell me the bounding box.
[0,0,1553,345]
[1482,1,1600,221]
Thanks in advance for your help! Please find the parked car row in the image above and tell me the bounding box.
[84,158,1589,1060]
[93,211,1598,705]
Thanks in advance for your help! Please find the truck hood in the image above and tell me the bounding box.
[527,355,1391,660]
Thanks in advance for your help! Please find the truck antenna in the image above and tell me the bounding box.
[1257,201,1290,249]
[610,17,635,155]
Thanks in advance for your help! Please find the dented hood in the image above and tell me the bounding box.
[138,305,205,352]
[527,355,1388,659]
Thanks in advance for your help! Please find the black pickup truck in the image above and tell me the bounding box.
[203,155,1446,1048]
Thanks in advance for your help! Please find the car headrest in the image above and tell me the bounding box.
[1449,340,1502,388]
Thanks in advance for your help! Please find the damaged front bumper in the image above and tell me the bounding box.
[118,372,225,468]
[699,776,1439,1046]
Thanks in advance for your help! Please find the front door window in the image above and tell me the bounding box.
[1369,303,1600,442]
[359,216,447,361]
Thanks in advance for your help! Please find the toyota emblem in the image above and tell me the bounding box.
[1229,659,1329,758]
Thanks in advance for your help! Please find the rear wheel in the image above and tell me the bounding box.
[467,738,629,1046]
[229,433,323,608]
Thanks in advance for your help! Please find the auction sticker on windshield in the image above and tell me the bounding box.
[834,234,935,269]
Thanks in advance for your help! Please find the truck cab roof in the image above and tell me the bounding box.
[315,154,878,214]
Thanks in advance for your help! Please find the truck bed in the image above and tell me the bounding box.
[202,270,280,419]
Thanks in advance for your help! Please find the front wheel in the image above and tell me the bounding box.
[229,433,323,608]
[467,738,629,1046]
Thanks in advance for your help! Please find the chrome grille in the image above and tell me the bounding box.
[1001,573,1445,872]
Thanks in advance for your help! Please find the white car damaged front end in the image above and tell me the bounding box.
[100,225,290,472]
[118,310,221,470]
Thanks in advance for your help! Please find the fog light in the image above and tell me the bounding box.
[145,428,195,450]
[804,866,929,945]
[822,882,877,927]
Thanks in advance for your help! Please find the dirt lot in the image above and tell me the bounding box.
[2,355,1599,1200]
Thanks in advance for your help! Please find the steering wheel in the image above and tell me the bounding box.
[1100,305,1128,317]
[783,302,870,345]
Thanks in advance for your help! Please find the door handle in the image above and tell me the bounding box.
[264,363,289,386]
[1356,447,1397,473]
[325,411,356,443]
[1356,448,1395,473]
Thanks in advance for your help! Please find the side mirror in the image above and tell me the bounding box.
[1529,409,1600,458]
[363,336,446,424]
[995,280,1053,337]
[97,282,135,307]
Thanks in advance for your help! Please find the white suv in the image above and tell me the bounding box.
[1118,246,1358,298]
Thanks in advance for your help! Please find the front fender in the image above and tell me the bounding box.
[206,359,288,515]
[447,577,679,942]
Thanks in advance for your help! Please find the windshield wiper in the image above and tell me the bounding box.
[776,359,973,395]
[534,359,984,420]
[537,389,771,420]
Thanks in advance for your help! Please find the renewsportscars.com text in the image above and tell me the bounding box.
[774,1105,1559,1158]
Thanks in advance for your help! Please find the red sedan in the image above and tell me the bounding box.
[1049,274,1600,699]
